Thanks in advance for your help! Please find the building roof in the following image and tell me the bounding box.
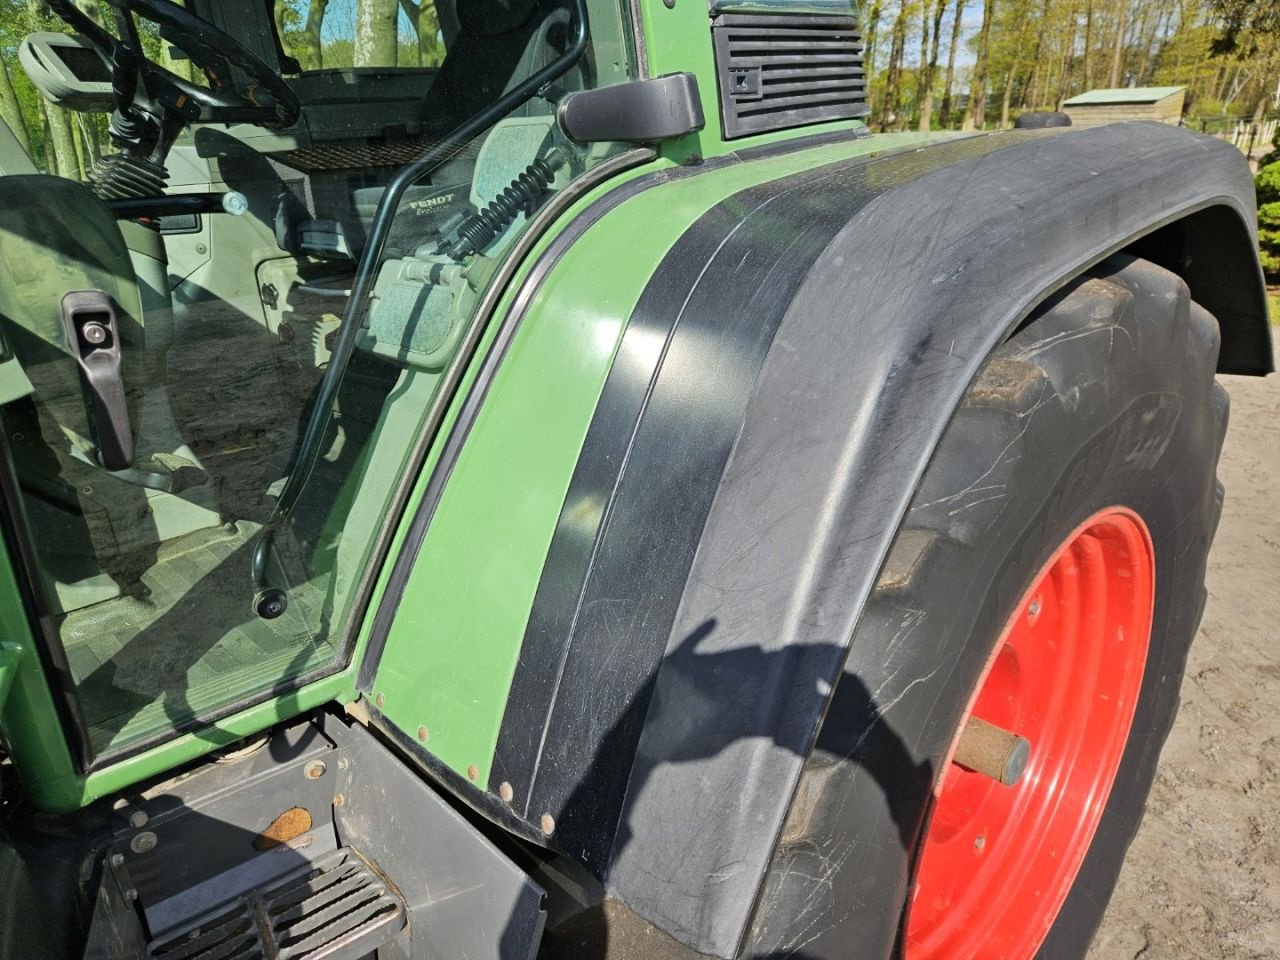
[1062,86,1186,106]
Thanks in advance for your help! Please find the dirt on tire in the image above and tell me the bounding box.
[1089,350,1280,959]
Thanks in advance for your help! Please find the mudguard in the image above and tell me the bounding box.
[586,123,1270,956]
[371,123,1269,957]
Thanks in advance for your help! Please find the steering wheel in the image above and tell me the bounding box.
[47,0,300,129]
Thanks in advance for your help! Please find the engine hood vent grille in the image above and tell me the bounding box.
[712,14,869,140]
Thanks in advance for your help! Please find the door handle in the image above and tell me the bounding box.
[61,291,134,471]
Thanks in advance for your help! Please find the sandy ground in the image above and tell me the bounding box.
[1089,349,1280,959]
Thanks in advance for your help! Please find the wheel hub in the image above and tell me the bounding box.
[904,507,1156,960]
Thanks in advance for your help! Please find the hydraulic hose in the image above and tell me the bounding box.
[249,0,589,617]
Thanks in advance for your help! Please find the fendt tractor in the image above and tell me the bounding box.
[0,0,1271,957]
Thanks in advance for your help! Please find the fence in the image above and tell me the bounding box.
[1197,115,1279,158]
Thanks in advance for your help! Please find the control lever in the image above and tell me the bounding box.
[107,42,149,148]
[61,291,133,471]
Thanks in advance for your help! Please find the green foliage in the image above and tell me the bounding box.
[1259,167,1280,282]
[1257,163,1280,205]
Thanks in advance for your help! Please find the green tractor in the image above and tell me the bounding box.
[0,0,1271,957]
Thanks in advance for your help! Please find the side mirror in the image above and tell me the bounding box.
[557,73,705,144]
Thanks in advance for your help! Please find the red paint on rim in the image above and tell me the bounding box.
[903,507,1155,960]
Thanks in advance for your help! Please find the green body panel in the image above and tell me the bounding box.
[371,132,960,787]
[0,545,79,808]
[640,1,867,163]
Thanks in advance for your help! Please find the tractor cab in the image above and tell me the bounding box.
[0,0,634,766]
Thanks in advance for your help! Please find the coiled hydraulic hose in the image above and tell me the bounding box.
[438,148,568,261]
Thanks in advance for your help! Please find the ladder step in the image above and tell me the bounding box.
[148,848,405,960]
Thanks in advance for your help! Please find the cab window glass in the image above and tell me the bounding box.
[275,0,447,70]
[0,0,635,760]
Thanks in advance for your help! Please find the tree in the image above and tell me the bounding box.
[938,0,967,125]
[0,55,31,156]
[1107,0,1129,86]
[966,0,996,130]
[878,1,911,129]
[864,0,884,77]
[918,0,947,129]
[398,0,443,67]
[354,0,397,67]
[39,98,79,178]
[301,0,330,69]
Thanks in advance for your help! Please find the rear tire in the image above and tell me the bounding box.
[774,254,1228,959]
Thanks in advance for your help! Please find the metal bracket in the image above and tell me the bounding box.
[60,290,133,470]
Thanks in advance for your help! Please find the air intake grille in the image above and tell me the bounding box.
[148,849,405,960]
[712,14,869,140]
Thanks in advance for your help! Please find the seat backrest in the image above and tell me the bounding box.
[420,0,579,127]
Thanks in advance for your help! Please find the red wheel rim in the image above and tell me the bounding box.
[903,507,1155,960]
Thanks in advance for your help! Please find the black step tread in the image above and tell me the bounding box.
[148,848,404,960]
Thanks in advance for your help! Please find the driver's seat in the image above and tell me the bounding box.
[420,0,580,130]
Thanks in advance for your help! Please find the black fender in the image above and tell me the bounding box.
[609,125,1270,957]
[484,122,1270,959]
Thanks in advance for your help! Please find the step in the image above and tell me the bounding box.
[147,847,405,960]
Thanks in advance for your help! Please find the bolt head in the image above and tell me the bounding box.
[110,853,125,868]
[467,764,478,782]
[130,831,157,855]
[540,813,555,836]
[375,693,386,709]
[304,760,327,780]
[498,782,514,804]
[417,726,429,742]
[81,322,108,346]
[333,794,345,808]
[128,810,148,829]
